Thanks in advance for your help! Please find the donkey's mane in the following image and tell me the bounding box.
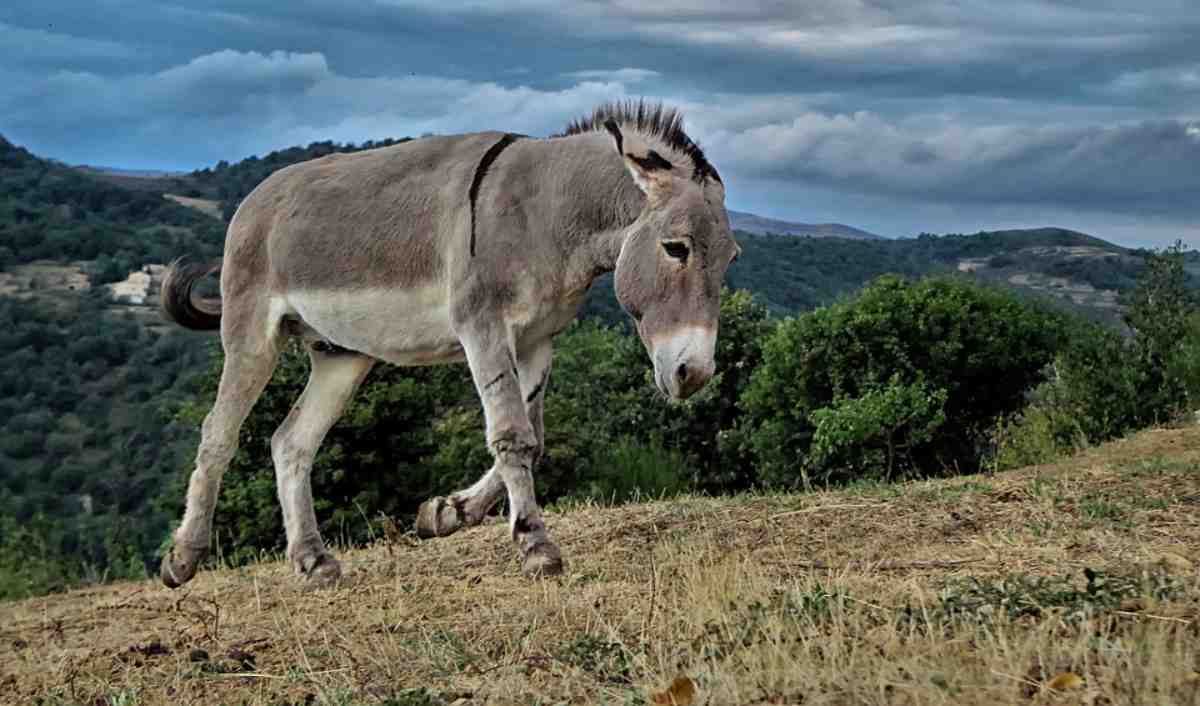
[561,101,720,184]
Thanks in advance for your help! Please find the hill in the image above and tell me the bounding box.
[0,135,225,274]
[3,426,1198,705]
[727,210,884,239]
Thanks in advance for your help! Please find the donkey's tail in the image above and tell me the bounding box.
[160,257,222,331]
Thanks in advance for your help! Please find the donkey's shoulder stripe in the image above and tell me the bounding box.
[469,133,523,257]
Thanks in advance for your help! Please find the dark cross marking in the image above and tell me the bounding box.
[484,372,506,390]
[526,365,550,403]
[630,150,674,172]
[603,118,623,155]
[469,133,523,257]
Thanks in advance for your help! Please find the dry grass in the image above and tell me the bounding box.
[163,194,223,220]
[4,428,1200,705]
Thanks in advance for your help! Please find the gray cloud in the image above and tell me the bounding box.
[0,49,630,167]
[0,21,136,67]
[698,109,1200,211]
[563,68,661,82]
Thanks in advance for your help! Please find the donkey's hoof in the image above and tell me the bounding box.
[522,542,564,578]
[299,554,342,589]
[416,497,463,539]
[160,545,206,589]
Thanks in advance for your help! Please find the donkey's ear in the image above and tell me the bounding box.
[604,119,676,199]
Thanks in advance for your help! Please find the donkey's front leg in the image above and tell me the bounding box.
[460,329,563,577]
[416,342,551,539]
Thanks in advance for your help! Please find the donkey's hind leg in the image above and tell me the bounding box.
[271,346,374,587]
[161,342,280,588]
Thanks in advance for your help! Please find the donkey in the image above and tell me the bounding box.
[158,101,740,588]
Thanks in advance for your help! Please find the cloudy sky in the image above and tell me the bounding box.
[3,1,1198,245]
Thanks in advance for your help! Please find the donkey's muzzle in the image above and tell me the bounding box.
[652,325,717,400]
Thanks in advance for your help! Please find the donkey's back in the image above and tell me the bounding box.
[241,131,509,293]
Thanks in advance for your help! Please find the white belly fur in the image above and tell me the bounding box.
[282,286,464,365]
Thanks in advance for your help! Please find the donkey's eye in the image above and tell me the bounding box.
[662,241,690,264]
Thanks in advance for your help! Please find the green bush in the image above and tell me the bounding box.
[1032,244,1200,448]
[740,275,1061,487]
[989,392,1088,473]
[808,377,947,485]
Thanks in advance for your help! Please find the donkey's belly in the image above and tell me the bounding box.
[283,286,465,366]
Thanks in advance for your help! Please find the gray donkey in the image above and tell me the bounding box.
[158,101,740,588]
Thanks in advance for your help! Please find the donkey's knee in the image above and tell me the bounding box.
[489,425,539,466]
[270,424,310,472]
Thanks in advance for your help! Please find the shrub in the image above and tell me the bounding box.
[740,275,1061,487]
[1036,244,1200,448]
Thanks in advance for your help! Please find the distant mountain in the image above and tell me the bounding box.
[728,210,884,240]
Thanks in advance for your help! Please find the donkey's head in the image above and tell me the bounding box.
[602,116,740,401]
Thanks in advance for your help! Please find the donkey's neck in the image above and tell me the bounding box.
[541,132,646,287]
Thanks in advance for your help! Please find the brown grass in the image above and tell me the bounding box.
[3,428,1199,705]
[163,194,223,220]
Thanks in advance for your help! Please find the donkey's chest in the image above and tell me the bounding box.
[284,286,464,365]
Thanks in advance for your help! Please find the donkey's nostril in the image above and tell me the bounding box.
[676,363,688,383]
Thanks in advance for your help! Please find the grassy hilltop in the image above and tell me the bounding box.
[3,426,1198,705]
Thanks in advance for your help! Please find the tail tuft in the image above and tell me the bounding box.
[160,258,222,331]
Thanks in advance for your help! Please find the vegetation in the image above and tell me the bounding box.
[739,276,1061,487]
[0,292,210,598]
[0,136,225,280]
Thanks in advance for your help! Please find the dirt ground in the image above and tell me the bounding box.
[3,428,1198,705]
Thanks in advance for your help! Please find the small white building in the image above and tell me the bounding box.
[107,264,166,305]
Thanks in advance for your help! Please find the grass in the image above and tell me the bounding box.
[3,427,1200,705]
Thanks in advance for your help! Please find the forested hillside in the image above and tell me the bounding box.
[0,137,225,281]
[2,133,1196,601]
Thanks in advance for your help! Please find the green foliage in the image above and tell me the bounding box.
[931,568,1183,624]
[0,137,225,269]
[565,437,691,505]
[989,400,1087,472]
[741,275,1061,486]
[809,378,948,484]
[1020,244,1200,450]
[0,293,209,594]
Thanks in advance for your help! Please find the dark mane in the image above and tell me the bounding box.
[561,100,721,184]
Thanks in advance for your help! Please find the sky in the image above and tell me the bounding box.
[2,1,1199,246]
